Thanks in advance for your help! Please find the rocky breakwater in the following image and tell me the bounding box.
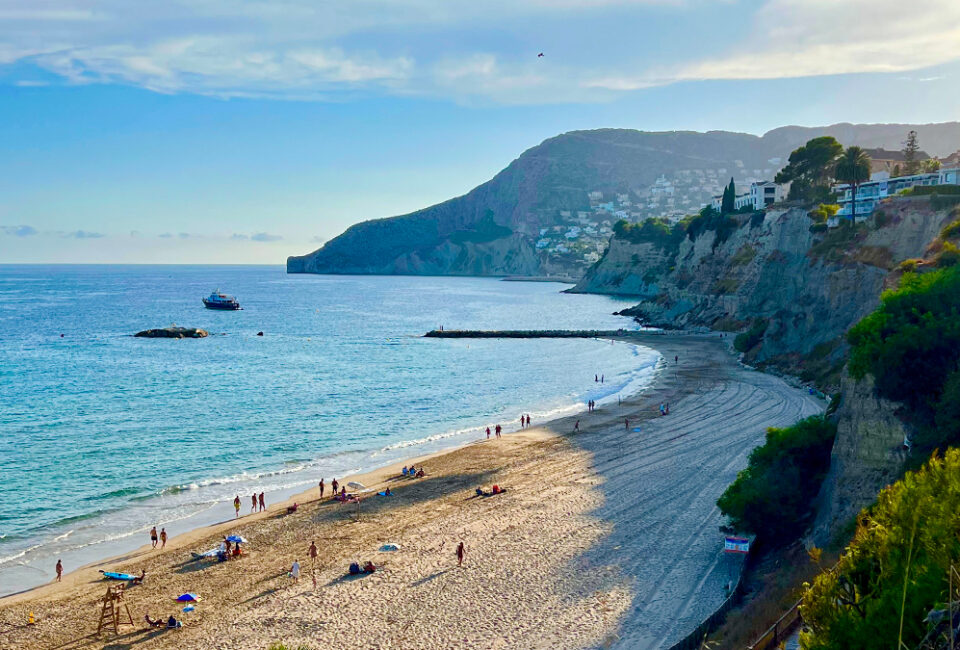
[135,326,209,339]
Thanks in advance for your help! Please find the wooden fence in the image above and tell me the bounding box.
[747,600,803,650]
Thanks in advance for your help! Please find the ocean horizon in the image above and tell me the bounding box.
[0,265,658,596]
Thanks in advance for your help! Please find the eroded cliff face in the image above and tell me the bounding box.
[573,198,956,379]
[810,372,909,547]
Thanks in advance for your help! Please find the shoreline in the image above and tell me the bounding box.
[0,337,661,604]
[0,332,825,650]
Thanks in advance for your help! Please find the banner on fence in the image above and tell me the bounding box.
[724,536,751,554]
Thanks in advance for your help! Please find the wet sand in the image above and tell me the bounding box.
[0,333,823,650]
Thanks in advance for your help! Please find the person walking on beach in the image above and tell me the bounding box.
[233,495,241,518]
[456,541,465,568]
[331,478,339,495]
[251,494,257,513]
[290,559,300,584]
[486,427,491,440]
[160,527,167,549]
[319,478,325,499]
[574,419,580,433]
[520,415,525,429]
[601,374,604,383]
[150,526,158,549]
[55,559,62,582]
[595,374,598,382]
[495,424,502,439]
[526,414,530,427]
[625,418,629,431]
[308,541,318,568]
[259,492,265,512]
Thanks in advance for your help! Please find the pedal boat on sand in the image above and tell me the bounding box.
[202,289,241,310]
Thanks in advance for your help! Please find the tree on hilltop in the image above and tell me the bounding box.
[834,146,871,223]
[721,177,736,214]
[775,136,843,203]
[903,129,921,175]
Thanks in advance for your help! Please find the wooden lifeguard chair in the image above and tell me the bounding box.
[96,584,134,635]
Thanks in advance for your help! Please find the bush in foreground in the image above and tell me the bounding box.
[717,415,837,545]
[800,449,960,650]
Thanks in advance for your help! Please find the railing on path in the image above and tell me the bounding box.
[747,600,803,650]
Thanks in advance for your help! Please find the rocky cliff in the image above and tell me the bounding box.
[572,197,957,384]
[574,195,959,542]
[288,123,960,278]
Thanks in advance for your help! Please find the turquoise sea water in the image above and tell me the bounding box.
[0,266,657,595]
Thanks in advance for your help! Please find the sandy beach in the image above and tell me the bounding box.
[0,333,823,650]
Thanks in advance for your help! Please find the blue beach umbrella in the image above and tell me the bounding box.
[226,535,247,544]
[175,593,200,602]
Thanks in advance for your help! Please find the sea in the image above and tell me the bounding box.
[0,265,659,596]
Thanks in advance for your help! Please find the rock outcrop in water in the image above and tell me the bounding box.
[287,123,960,279]
[135,327,208,339]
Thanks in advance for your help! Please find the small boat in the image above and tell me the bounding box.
[202,289,241,311]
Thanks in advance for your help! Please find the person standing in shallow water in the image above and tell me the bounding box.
[526,414,530,427]
[55,559,62,582]
[259,492,265,512]
[486,427,491,440]
[251,494,257,513]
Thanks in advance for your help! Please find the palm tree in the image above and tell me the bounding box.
[835,146,871,223]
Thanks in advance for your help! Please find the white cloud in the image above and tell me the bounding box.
[64,229,104,238]
[250,232,282,242]
[1,0,958,103]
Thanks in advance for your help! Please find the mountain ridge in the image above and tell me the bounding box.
[287,122,960,277]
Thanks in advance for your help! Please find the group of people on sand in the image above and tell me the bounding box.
[218,536,244,561]
[595,374,604,383]
[402,465,424,478]
[587,399,597,412]
[518,414,532,429]
[150,526,168,549]
[486,424,502,439]
[233,492,265,518]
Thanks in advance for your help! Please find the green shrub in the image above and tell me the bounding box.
[847,266,960,448]
[800,449,960,649]
[613,217,685,255]
[734,318,768,353]
[896,258,921,273]
[717,415,837,545]
[936,241,960,267]
[905,184,960,196]
[932,193,960,210]
[941,220,960,240]
[808,203,839,224]
[809,223,828,233]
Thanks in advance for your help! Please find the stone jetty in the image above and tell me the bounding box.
[424,329,646,339]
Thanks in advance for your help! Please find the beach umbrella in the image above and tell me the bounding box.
[175,593,200,602]
[226,535,247,544]
[347,481,366,491]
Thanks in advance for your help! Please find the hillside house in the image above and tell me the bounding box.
[832,168,960,224]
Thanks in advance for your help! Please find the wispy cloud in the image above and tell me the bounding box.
[158,232,173,238]
[14,80,49,87]
[1,224,38,236]
[64,229,104,238]
[250,232,282,242]
[1,0,958,103]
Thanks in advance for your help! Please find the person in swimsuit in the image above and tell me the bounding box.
[456,542,465,567]
[526,414,530,427]
[309,541,318,568]
[160,528,167,549]
[319,478,325,498]
[331,478,338,495]
[574,420,580,432]
[150,526,158,548]
[55,559,63,582]
[486,427,491,439]
[233,496,241,518]
[259,492,265,512]
[251,494,257,513]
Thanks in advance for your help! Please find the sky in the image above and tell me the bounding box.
[1,0,959,264]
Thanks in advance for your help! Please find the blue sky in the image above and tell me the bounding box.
[1,0,959,263]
